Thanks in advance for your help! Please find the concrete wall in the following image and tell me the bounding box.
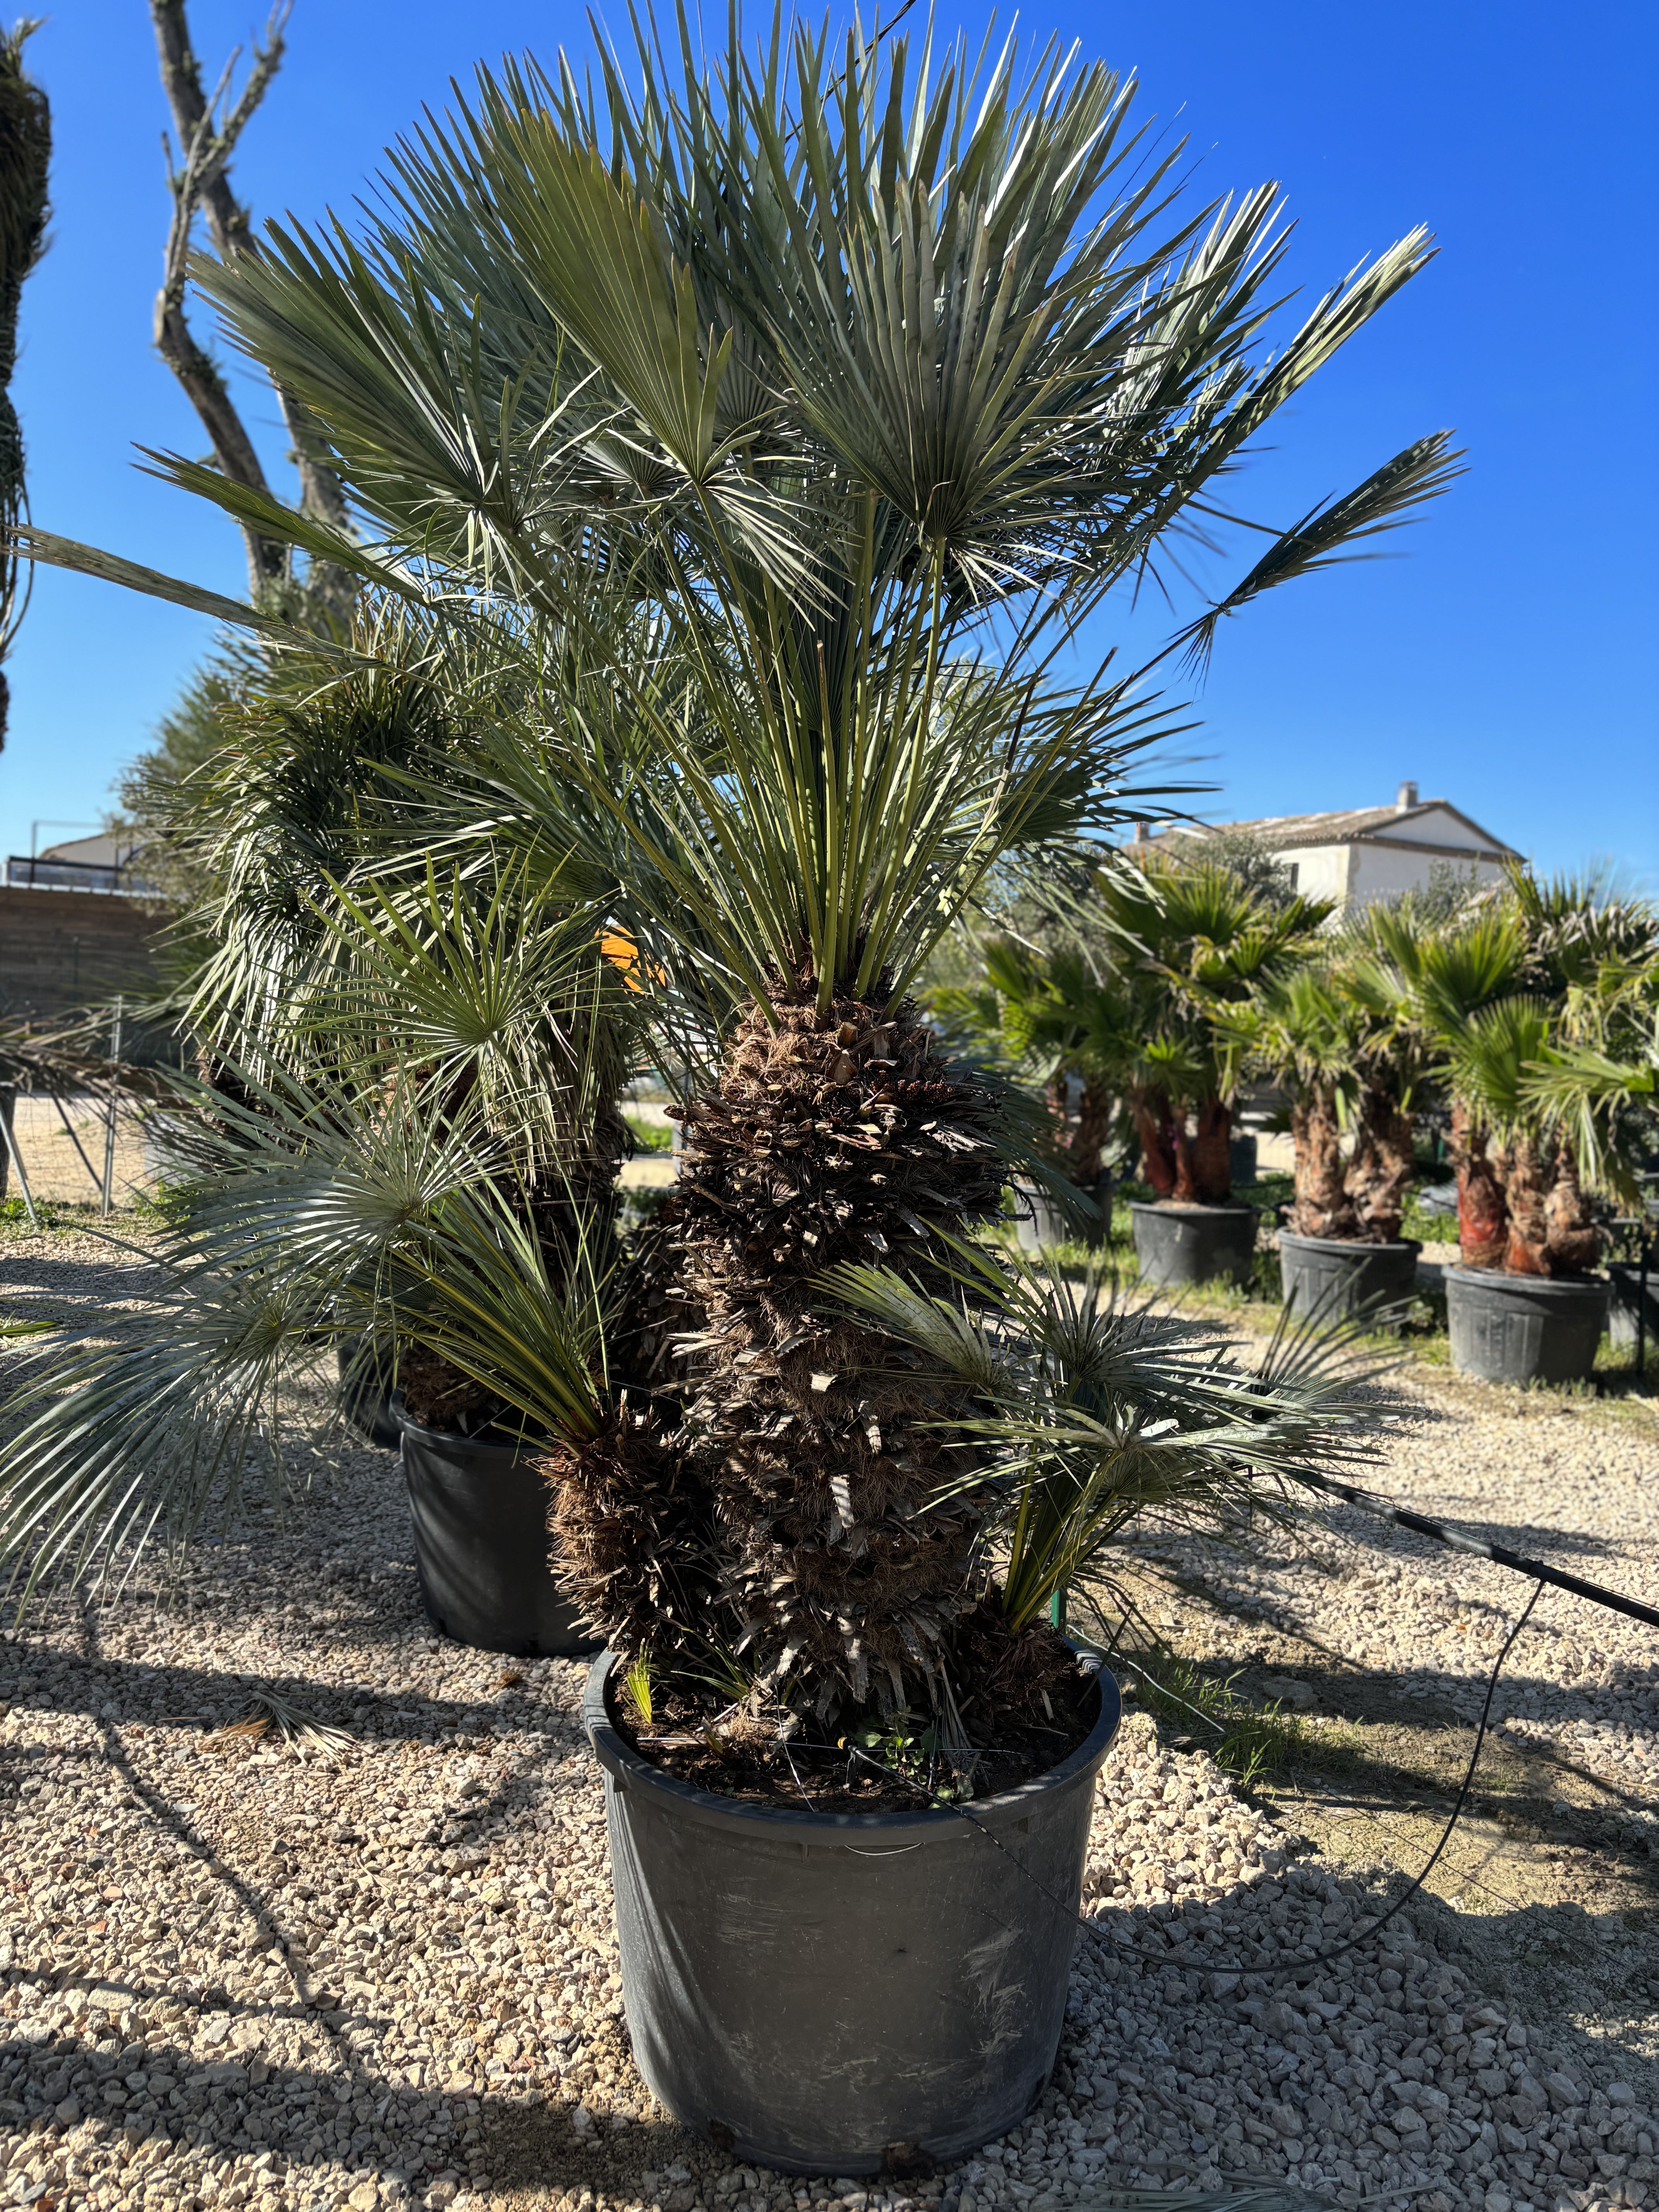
[1275,843,1352,904]
[0,886,172,1027]
[1278,831,1511,912]
[1348,842,1510,907]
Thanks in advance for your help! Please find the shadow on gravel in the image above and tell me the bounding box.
[0,1641,592,1748]
[0,2011,690,2203]
[6,1872,1656,2210]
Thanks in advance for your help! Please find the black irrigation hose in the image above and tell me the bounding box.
[852,1582,1544,1985]
[1298,1470,1659,1632]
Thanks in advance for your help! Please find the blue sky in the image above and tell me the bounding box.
[4,0,1656,875]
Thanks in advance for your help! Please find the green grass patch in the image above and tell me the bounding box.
[623,1111,674,1155]
[1107,1640,1365,1791]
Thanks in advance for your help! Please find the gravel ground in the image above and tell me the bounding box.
[2,1230,1656,2212]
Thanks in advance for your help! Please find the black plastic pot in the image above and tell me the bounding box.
[336,1336,400,1451]
[393,1395,591,1656]
[1228,1132,1259,1187]
[1278,1230,1422,1327]
[1130,1200,1256,1289]
[1444,1267,1609,1386]
[1607,1261,1659,1353]
[584,1650,1121,2174]
[1015,1175,1111,1252]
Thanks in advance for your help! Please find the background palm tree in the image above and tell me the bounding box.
[1093,857,1331,1202]
[1376,875,1659,1274]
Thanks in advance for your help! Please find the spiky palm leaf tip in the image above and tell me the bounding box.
[672,988,1007,1717]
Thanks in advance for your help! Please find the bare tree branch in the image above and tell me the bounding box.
[148,0,351,599]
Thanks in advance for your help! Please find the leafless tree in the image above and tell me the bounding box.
[149,0,349,599]
[0,17,51,750]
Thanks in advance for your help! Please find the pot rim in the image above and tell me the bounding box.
[1127,1199,1256,1219]
[1443,1265,1608,1295]
[388,1389,540,1456]
[1276,1229,1423,1257]
[584,1648,1120,1843]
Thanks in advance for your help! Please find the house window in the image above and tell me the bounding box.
[1285,863,1299,889]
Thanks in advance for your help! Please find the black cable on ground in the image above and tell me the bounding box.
[852,1581,1543,1985]
[1298,1469,1659,1631]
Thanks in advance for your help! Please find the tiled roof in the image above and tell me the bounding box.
[1149,800,1518,859]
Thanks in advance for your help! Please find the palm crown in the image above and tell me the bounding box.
[74,6,1457,1021]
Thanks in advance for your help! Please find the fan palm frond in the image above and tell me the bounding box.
[824,1238,1393,1632]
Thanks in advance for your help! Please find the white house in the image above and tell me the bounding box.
[1135,782,1521,908]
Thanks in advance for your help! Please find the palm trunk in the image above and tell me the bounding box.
[673,991,1006,1717]
[1451,1103,1506,1271]
[1070,1075,1111,1187]
[1134,1091,1179,1197]
[1499,1136,1551,1276]
[1543,1140,1601,1277]
[1290,1088,1355,1237]
[1190,1095,1233,1205]
[1346,1083,1414,1243]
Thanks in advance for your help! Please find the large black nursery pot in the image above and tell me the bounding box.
[584,1650,1121,2174]
[1015,1175,1111,1253]
[1444,1266,1609,1386]
[1278,1230,1422,1328]
[1607,1260,1659,1353]
[393,1395,591,1657]
[1130,1199,1256,1289]
[336,1336,401,1451]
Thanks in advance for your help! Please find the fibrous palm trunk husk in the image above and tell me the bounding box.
[673,991,1006,1716]
[1543,1142,1601,1277]
[1170,1096,1232,1205]
[1499,1134,1553,1276]
[1452,1106,1507,1271]
[1134,1092,1180,1197]
[1345,1084,1413,1243]
[545,1405,711,1653]
[1070,1075,1112,1187]
[1289,1089,1357,1238]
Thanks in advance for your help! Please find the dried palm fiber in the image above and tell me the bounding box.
[672,988,1006,1716]
[605,1193,701,1403]
[544,1403,711,1652]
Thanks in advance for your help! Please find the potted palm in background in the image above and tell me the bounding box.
[5,1,1455,2172]
[1522,955,1659,1351]
[1099,857,1330,1286]
[1376,878,1659,1382]
[929,934,1120,1250]
[1222,936,1429,1324]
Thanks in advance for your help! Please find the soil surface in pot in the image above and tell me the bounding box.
[612,1613,1097,1811]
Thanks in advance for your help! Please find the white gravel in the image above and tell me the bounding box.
[1158,1354,1659,1860]
[2,1233,1656,2212]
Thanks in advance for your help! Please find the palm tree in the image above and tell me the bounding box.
[1522,959,1659,1202]
[1223,929,1434,1245]
[1094,857,1332,1202]
[6,5,1453,1721]
[930,934,1127,1192]
[1220,963,1359,1236]
[1369,902,1528,1268]
[1376,877,1659,1275]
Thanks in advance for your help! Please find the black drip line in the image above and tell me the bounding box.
[1296,1469,1659,1632]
